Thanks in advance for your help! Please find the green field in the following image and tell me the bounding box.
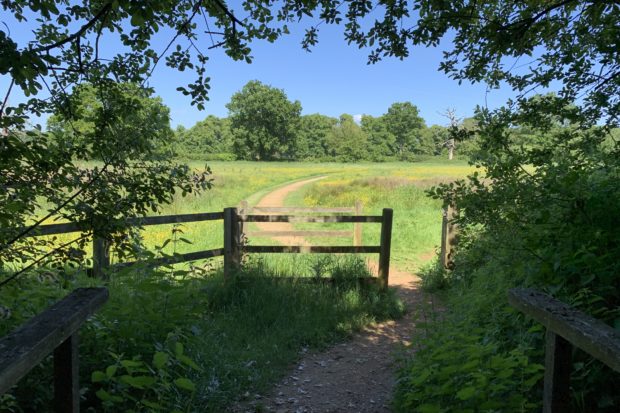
[127,160,475,275]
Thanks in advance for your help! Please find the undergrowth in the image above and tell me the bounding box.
[0,255,403,412]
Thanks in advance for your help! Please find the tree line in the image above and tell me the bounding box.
[47,79,477,162]
[174,80,480,161]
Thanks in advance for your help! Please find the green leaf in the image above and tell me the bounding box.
[91,371,106,383]
[130,13,144,27]
[153,351,169,369]
[417,403,441,413]
[174,377,196,392]
[178,354,201,371]
[175,342,184,357]
[120,375,156,389]
[106,365,118,378]
[456,386,477,400]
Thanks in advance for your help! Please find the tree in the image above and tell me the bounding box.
[326,114,368,162]
[361,115,395,160]
[176,115,234,159]
[383,102,426,156]
[418,125,449,156]
[227,80,301,161]
[296,114,338,160]
[47,83,175,160]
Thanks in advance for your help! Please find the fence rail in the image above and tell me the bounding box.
[508,288,620,413]
[18,202,392,288]
[0,288,109,412]
[229,206,393,288]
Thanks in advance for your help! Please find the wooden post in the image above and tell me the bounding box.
[353,200,362,246]
[378,208,393,290]
[440,205,458,269]
[543,330,572,413]
[224,208,241,279]
[54,334,79,413]
[239,200,248,242]
[440,208,449,268]
[92,235,110,279]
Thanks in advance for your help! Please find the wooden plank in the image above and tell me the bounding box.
[244,245,381,254]
[241,215,383,223]
[53,335,79,413]
[25,212,225,238]
[0,288,109,396]
[251,207,354,213]
[543,331,572,413]
[508,288,620,372]
[378,208,393,289]
[125,212,224,226]
[115,248,225,269]
[24,222,82,237]
[245,230,354,238]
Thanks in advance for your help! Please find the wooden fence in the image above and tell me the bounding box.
[21,203,393,287]
[0,288,109,412]
[239,200,364,246]
[226,205,393,288]
[508,288,620,413]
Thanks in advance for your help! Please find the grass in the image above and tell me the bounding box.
[1,256,403,412]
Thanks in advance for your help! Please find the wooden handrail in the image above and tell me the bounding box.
[508,288,620,413]
[0,288,109,411]
[508,288,620,372]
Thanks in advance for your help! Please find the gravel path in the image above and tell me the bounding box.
[235,177,434,413]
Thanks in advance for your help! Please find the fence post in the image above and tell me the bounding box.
[354,200,362,247]
[224,208,241,279]
[92,235,110,279]
[239,200,248,242]
[440,204,458,269]
[543,330,572,413]
[378,208,393,290]
[53,334,79,413]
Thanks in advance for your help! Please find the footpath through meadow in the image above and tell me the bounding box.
[236,177,435,413]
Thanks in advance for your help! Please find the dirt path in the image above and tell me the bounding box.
[237,177,434,413]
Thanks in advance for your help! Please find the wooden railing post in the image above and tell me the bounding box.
[353,200,362,246]
[543,330,572,413]
[92,235,110,279]
[224,208,241,279]
[54,334,79,413]
[378,208,393,290]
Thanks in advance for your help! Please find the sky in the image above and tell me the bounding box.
[0,6,521,130]
[151,23,518,128]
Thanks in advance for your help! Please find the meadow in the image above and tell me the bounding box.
[132,160,475,275]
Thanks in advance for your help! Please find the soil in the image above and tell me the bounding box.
[234,177,437,413]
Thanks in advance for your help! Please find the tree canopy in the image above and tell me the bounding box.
[226,80,301,161]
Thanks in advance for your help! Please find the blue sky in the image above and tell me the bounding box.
[1,8,520,129]
[153,23,518,128]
